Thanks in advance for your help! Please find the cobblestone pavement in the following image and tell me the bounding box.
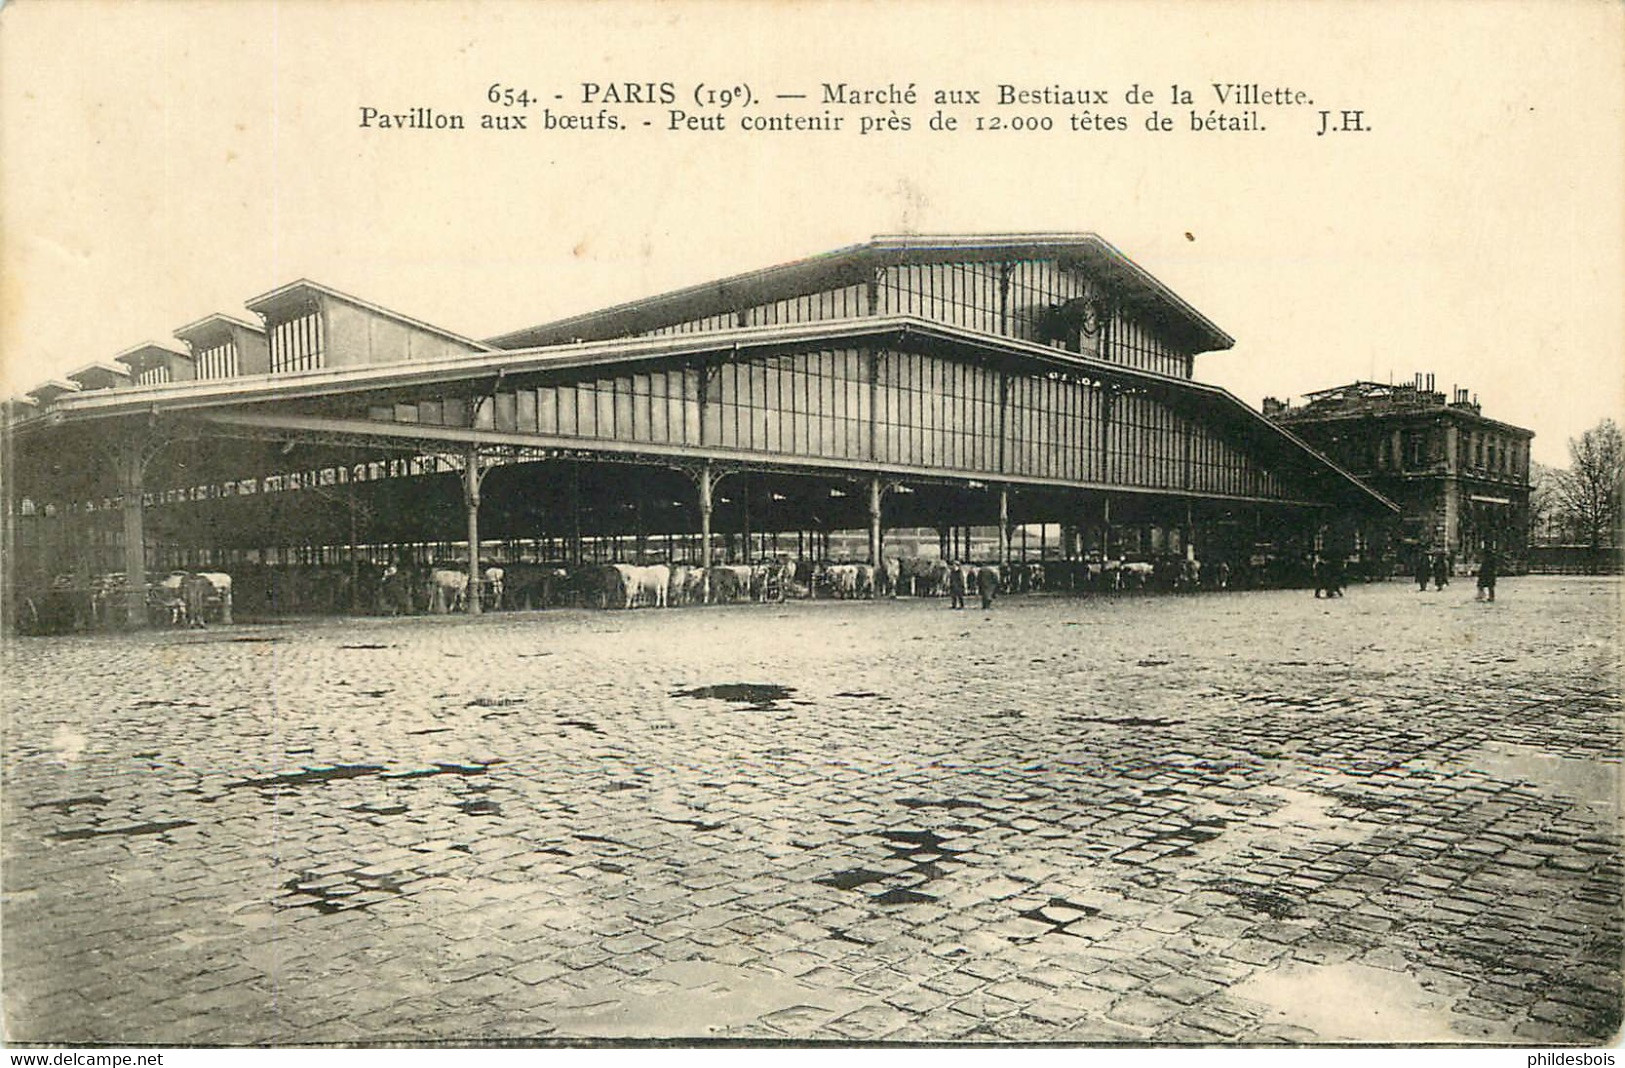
[2,576,1620,1045]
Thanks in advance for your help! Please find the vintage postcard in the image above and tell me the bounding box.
[1,0,1620,1057]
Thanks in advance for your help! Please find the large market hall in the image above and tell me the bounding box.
[3,233,1395,626]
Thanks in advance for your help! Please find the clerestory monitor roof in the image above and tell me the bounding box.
[486,233,1236,354]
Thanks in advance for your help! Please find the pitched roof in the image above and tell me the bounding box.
[244,279,496,353]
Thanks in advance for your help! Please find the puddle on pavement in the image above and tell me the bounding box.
[817,868,891,891]
[658,815,725,832]
[51,820,195,841]
[347,801,408,816]
[899,797,988,811]
[381,761,500,779]
[1323,789,1406,812]
[670,683,796,712]
[279,868,407,914]
[1009,896,1103,943]
[1252,787,1372,846]
[339,643,394,650]
[818,827,970,904]
[1208,878,1301,919]
[229,636,281,643]
[558,719,604,734]
[1458,743,1619,810]
[541,960,868,1039]
[834,691,882,699]
[468,696,523,708]
[455,798,503,817]
[228,761,500,790]
[1233,960,1505,1042]
[1065,714,1176,728]
[1112,815,1229,860]
[30,795,108,814]
[226,764,386,790]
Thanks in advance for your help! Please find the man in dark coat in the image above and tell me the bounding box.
[1432,552,1450,591]
[976,565,1000,610]
[947,560,966,609]
[1414,551,1431,592]
[1476,548,1498,602]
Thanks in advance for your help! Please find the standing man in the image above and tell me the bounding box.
[947,559,966,610]
[976,564,1000,611]
[1415,549,1431,592]
[1432,551,1450,592]
[1476,547,1498,602]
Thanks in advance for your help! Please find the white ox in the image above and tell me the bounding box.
[427,568,470,613]
[156,572,190,625]
[483,567,505,610]
[820,563,874,599]
[611,564,670,609]
[190,572,233,625]
[1119,561,1155,589]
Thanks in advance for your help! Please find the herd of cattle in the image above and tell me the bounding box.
[14,553,1247,633]
[286,553,1231,616]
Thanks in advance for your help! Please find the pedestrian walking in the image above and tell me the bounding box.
[947,559,966,609]
[1476,547,1498,602]
[1432,552,1450,591]
[1414,551,1430,592]
[976,565,999,610]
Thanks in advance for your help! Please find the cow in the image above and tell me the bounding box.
[376,564,417,614]
[633,564,670,608]
[500,563,570,609]
[483,566,505,610]
[667,564,695,606]
[181,573,213,628]
[908,559,951,597]
[189,572,233,624]
[1119,560,1154,589]
[715,565,756,603]
[671,563,707,605]
[154,572,190,625]
[1313,556,1346,599]
[879,557,901,598]
[426,568,469,613]
[817,563,856,599]
[706,565,747,604]
[607,564,670,608]
[90,573,128,627]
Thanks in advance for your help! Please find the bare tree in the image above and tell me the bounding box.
[1554,419,1624,567]
[1528,460,1563,544]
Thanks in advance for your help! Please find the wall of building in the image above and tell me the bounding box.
[361,342,1290,501]
[321,300,483,370]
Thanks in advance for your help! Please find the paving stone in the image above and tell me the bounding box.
[1107,994,1185,1027]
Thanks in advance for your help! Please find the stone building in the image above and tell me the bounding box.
[1264,375,1533,571]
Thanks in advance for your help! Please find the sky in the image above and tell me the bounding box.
[2,0,1621,468]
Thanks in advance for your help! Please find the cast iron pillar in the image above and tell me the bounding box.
[463,442,483,615]
[117,446,147,627]
[868,474,883,569]
[998,485,1011,568]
